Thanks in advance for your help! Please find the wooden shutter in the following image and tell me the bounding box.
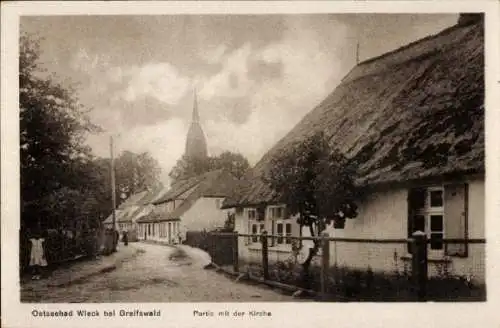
[444,183,468,257]
[245,211,251,245]
[407,188,425,253]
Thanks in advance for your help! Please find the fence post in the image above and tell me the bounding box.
[412,231,428,301]
[232,231,239,273]
[320,232,330,300]
[209,232,216,265]
[261,230,269,280]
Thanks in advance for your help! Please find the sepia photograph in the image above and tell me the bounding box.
[14,11,488,305]
[2,4,498,327]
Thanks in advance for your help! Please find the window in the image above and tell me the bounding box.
[148,224,151,236]
[250,222,265,244]
[247,209,256,219]
[275,221,292,245]
[408,187,445,252]
[251,224,258,243]
[269,206,284,219]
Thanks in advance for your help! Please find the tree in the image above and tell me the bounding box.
[79,151,162,220]
[20,33,98,230]
[210,151,250,180]
[114,151,162,204]
[264,132,360,284]
[169,151,250,184]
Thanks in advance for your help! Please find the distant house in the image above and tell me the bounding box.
[102,185,169,240]
[136,170,239,244]
[222,15,485,283]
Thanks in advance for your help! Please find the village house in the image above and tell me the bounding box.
[136,169,239,244]
[222,14,485,283]
[102,185,169,240]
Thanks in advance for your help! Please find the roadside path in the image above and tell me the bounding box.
[21,242,305,302]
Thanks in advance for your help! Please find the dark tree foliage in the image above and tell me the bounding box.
[169,151,250,184]
[114,150,163,204]
[209,151,250,180]
[19,33,163,231]
[20,33,99,230]
[264,132,360,278]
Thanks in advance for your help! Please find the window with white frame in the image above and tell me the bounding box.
[408,187,445,252]
[247,208,263,244]
[268,206,284,219]
[275,221,292,245]
[250,222,265,243]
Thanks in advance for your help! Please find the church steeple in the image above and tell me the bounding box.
[192,89,200,123]
[185,89,208,161]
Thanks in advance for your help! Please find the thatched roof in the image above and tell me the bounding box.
[223,15,484,209]
[102,186,168,224]
[137,169,240,223]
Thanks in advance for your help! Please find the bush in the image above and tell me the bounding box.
[239,260,485,301]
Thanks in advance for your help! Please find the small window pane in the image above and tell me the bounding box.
[252,225,258,242]
[277,223,283,244]
[414,215,425,232]
[430,215,443,231]
[430,233,443,250]
[285,224,292,244]
[410,188,426,209]
[430,190,443,207]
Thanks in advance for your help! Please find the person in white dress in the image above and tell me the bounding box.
[29,231,47,280]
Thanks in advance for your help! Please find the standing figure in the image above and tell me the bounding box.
[29,231,47,280]
[122,230,128,246]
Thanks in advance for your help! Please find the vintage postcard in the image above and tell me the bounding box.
[1,1,499,328]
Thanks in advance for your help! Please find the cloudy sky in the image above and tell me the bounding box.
[21,14,458,182]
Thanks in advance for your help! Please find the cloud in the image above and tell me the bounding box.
[195,17,349,166]
[86,117,188,183]
[86,16,351,179]
[199,43,254,99]
[122,63,191,105]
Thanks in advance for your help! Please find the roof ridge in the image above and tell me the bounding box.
[357,18,476,67]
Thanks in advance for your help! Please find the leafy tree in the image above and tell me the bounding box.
[114,150,162,203]
[79,151,162,220]
[169,151,250,184]
[20,33,98,230]
[264,132,360,283]
[210,151,250,180]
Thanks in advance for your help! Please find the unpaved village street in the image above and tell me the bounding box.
[22,243,301,302]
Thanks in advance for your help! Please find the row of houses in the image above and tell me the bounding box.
[103,169,238,244]
[221,14,485,282]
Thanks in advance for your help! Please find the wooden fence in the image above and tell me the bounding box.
[185,230,236,266]
[207,231,486,301]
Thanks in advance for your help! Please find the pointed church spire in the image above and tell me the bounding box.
[192,88,199,123]
[185,87,208,161]
[356,41,360,65]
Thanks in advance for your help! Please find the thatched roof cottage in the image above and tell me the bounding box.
[224,14,485,283]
